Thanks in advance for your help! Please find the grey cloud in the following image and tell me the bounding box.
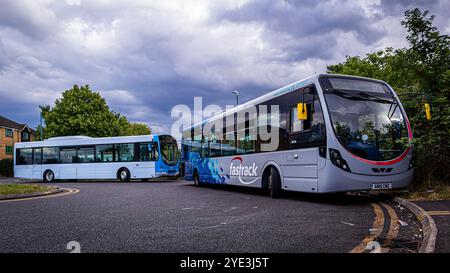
[0,1,447,134]
[0,0,58,39]
[379,0,440,16]
[0,37,7,70]
[217,0,386,56]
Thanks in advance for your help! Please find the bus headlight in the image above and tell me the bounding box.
[329,148,351,172]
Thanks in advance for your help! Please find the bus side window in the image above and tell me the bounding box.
[288,86,326,149]
[201,141,209,158]
[137,142,157,161]
[290,104,312,133]
[33,148,42,165]
[17,148,33,165]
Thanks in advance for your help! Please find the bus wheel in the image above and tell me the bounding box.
[43,170,55,183]
[193,171,201,187]
[118,168,131,182]
[268,167,282,198]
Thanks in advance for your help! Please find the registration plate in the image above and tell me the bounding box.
[372,183,392,190]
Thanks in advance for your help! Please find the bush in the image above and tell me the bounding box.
[0,158,14,177]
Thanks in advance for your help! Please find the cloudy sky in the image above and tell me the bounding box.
[0,0,448,134]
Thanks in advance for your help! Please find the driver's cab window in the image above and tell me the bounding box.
[290,105,312,133]
[288,86,326,149]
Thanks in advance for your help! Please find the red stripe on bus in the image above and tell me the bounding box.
[347,148,411,166]
[347,114,413,166]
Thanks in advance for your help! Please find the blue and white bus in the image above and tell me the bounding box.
[14,134,179,182]
[181,74,414,197]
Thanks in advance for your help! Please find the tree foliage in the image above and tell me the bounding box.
[126,122,152,136]
[40,85,151,138]
[327,8,450,188]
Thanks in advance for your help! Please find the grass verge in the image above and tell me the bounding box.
[0,184,52,196]
[406,184,450,201]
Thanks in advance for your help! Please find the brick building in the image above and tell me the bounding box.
[0,115,37,160]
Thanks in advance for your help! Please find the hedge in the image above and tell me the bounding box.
[0,158,14,177]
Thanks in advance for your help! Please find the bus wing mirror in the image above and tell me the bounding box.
[297,103,308,120]
[424,103,431,121]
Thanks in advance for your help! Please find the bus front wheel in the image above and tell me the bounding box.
[268,167,282,198]
[118,168,131,182]
[43,170,55,183]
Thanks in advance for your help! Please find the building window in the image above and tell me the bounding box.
[5,129,13,138]
[6,146,13,155]
[22,132,29,141]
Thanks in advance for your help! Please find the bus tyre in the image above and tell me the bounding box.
[193,171,201,187]
[118,168,131,182]
[43,170,55,183]
[269,167,282,198]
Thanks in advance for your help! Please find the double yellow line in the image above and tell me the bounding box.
[427,210,450,216]
[350,202,399,253]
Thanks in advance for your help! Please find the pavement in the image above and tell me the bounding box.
[0,177,33,184]
[412,200,450,253]
[0,179,439,253]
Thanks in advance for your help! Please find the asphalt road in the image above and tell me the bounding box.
[0,180,384,253]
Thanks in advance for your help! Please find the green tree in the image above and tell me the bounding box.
[327,8,450,189]
[125,122,152,136]
[41,85,151,138]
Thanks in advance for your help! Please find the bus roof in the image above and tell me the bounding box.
[185,73,388,131]
[14,135,157,149]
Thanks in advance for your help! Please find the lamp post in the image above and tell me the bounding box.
[232,90,239,106]
[39,111,43,141]
[35,108,43,141]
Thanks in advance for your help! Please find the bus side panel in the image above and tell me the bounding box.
[14,165,32,179]
[77,163,98,179]
[59,164,77,179]
[32,165,42,180]
[282,148,319,193]
[186,148,321,192]
[93,163,118,179]
[134,162,156,178]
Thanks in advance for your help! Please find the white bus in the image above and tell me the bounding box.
[14,134,179,182]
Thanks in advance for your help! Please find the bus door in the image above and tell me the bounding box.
[283,87,320,193]
[134,142,157,178]
[76,146,96,179]
[32,148,43,179]
[59,147,77,179]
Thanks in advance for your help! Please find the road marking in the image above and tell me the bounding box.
[0,188,79,203]
[427,211,450,216]
[380,202,400,253]
[350,203,384,253]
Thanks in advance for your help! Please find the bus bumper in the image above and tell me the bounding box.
[318,165,414,193]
